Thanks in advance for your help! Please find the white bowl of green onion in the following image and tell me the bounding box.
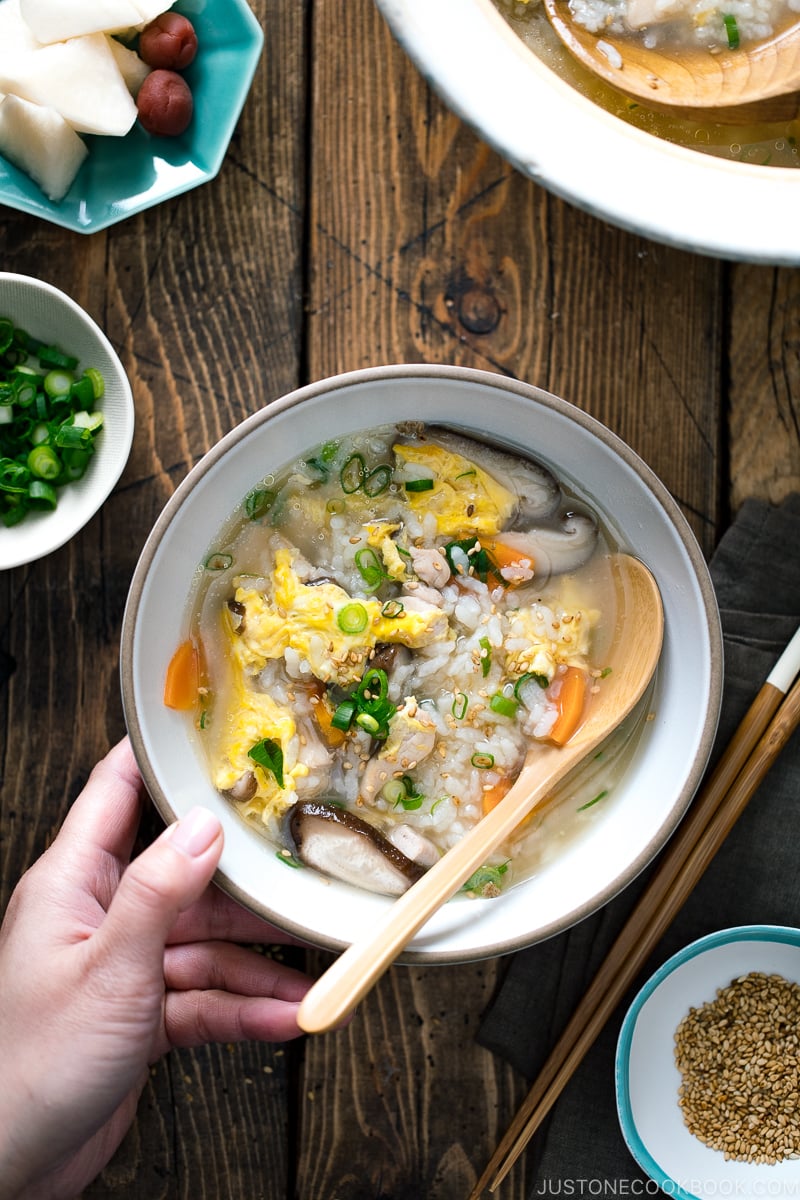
[0,273,134,569]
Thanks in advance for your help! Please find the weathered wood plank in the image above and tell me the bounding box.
[728,263,800,511]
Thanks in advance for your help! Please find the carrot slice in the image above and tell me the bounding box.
[483,538,535,588]
[164,638,200,711]
[482,777,512,816]
[312,695,348,748]
[547,666,588,746]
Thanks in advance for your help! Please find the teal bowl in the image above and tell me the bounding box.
[0,0,263,232]
[616,925,800,1198]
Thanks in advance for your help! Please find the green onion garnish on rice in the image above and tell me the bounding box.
[722,12,740,48]
[577,789,609,812]
[489,691,519,719]
[478,636,492,677]
[204,552,233,571]
[337,602,369,634]
[381,599,404,619]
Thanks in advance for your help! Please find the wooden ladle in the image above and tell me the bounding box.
[543,0,800,122]
[297,554,664,1035]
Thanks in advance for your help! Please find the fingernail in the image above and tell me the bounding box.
[168,807,221,857]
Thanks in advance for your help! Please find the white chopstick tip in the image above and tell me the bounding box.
[766,625,800,694]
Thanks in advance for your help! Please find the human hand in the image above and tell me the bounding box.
[0,738,314,1200]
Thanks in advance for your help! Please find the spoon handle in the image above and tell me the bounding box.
[297,745,569,1034]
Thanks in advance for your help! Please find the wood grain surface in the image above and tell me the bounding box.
[0,0,798,1197]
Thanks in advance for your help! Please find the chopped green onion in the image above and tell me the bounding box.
[363,464,392,497]
[452,691,469,720]
[331,698,358,731]
[304,455,329,480]
[248,738,285,788]
[84,367,105,400]
[1,499,28,526]
[244,487,276,521]
[722,12,739,47]
[28,479,58,508]
[0,324,104,526]
[355,711,381,734]
[0,459,30,493]
[478,636,492,677]
[204,552,233,571]
[357,668,389,704]
[43,369,74,399]
[489,692,519,719]
[54,423,93,450]
[600,666,613,678]
[276,850,303,869]
[381,779,406,804]
[37,345,78,370]
[514,671,549,699]
[471,752,495,769]
[27,445,61,480]
[337,602,369,634]
[577,789,609,812]
[461,861,509,895]
[340,452,366,494]
[444,537,492,581]
[320,440,339,462]
[354,547,386,591]
[69,375,95,409]
[404,478,434,492]
[380,599,405,619]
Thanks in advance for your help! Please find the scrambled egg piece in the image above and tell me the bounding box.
[393,441,517,538]
[364,522,408,581]
[231,547,448,687]
[211,665,307,816]
[504,605,594,682]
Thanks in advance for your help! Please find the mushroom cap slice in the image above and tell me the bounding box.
[288,800,426,896]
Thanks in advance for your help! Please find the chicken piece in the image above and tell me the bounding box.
[409,545,450,589]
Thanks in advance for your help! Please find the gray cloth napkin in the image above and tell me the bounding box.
[476,494,800,1186]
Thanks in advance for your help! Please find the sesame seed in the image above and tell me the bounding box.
[674,972,800,1164]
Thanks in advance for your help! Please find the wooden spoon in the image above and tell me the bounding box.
[543,0,800,121]
[297,554,664,1035]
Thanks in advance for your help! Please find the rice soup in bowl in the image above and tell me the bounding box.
[121,365,722,962]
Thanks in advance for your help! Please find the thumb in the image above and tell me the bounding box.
[99,807,224,969]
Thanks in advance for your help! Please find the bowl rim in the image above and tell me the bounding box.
[0,271,135,569]
[375,0,800,265]
[121,362,723,960]
[616,923,800,1192]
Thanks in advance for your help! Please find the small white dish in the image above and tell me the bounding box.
[0,274,134,569]
[616,925,800,1198]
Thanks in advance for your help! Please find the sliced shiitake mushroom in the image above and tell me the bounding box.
[287,800,426,896]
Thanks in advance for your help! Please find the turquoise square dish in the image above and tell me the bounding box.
[0,0,264,233]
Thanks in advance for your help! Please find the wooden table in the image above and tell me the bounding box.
[2,1,799,1196]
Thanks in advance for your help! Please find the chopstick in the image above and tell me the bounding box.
[469,624,800,1199]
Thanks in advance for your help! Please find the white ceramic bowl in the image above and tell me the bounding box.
[616,925,800,1196]
[0,274,134,570]
[375,0,800,265]
[120,364,722,962]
